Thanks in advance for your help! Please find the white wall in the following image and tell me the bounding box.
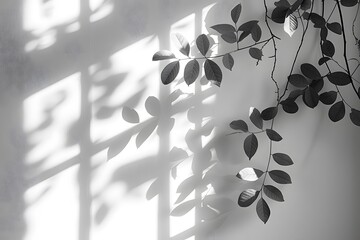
[0,0,359,240]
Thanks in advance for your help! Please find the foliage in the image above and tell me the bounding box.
[153,0,360,224]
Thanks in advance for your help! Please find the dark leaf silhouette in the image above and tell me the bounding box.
[303,87,319,108]
[271,6,289,23]
[301,0,311,10]
[222,53,234,71]
[238,31,251,42]
[145,96,161,116]
[238,189,259,207]
[301,63,321,80]
[274,0,290,8]
[266,129,283,142]
[327,72,351,86]
[236,167,264,181]
[136,120,158,148]
[320,27,328,41]
[249,48,263,60]
[171,199,199,216]
[153,50,175,61]
[204,59,222,86]
[175,33,190,56]
[310,78,324,93]
[250,107,263,129]
[238,20,259,32]
[321,40,335,57]
[122,107,140,123]
[230,119,248,132]
[327,22,342,35]
[272,153,293,166]
[161,61,180,85]
[319,91,337,105]
[309,13,326,28]
[318,57,330,65]
[211,24,236,34]
[196,34,210,56]
[269,170,292,184]
[288,74,309,88]
[251,24,262,42]
[231,3,242,23]
[256,198,270,223]
[350,109,360,126]
[328,101,345,122]
[263,185,284,202]
[288,89,303,100]
[261,107,278,120]
[184,60,200,86]
[175,175,200,204]
[244,133,258,160]
[280,99,299,114]
[341,0,358,7]
[221,32,237,43]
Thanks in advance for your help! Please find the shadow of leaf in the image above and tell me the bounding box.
[107,132,132,160]
[122,107,140,123]
[171,199,201,217]
[136,118,158,148]
[95,203,109,225]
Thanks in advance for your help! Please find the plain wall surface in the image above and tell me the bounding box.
[0,0,359,240]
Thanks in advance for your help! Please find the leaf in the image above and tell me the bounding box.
[171,199,198,216]
[152,50,176,61]
[318,57,330,66]
[161,61,180,85]
[327,22,342,35]
[146,179,160,200]
[328,101,345,122]
[301,0,311,10]
[256,198,270,224]
[301,63,321,80]
[238,31,251,42]
[238,189,259,207]
[204,59,222,86]
[320,26,328,41]
[250,107,263,129]
[169,147,188,162]
[222,53,234,71]
[136,120,157,148]
[238,20,259,32]
[249,48,263,60]
[231,3,242,23]
[211,24,236,34]
[263,185,284,202]
[319,91,337,105]
[350,109,360,126]
[236,168,264,181]
[310,78,324,93]
[303,87,319,108]
[288,89,303,100]
[321,40,335,57]
[266,129,283,142]
[221,32,237,43]
[244,133,258,160]
[269,170,292,184]
[271,6,289,23]
[280,99,299,114]
[341,0,358,7]
[107,133,132,160]
[261,107,278,120]
[288,74,309,88]
[272,153,293,166]
[175,33,190,56]
[122,107,139,123]
[290,0,303,12]
[275,0,291,8]
[327,72,352,86]
[145,96,161,116]
[184,60,200,86]
[284,13,298,37]
[251,24,262,42]
[196,34,210,56]
[309,13,326,28]
[230,120,248,132]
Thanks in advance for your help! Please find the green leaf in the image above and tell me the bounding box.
[175,33,190,56]
[263,185,284,202]
[319,91,337,105]
[256,198,270,224]
[196,34,210,56]
[350,109,360,126]
[145,96,161,116]
[340,0,358,7]
[236,168,264,181]
[244,133,258,160]
[288,74,309,88]
[230,119,248,132]
[221,32,237,43]
[251,24,262,42]
[161,61,180,85]
[327,72,352,86]
[272,153,293,166]
[238,189,259,207]
[204,59,222,86]
[152,50,175,61]
[328,101,345,122]
[250,107,263,129]
[321,40,335,57]
[261,107,278,120]
[327,22,342,35]
[249,48,263,60]
[266,129,283,142]
[303,86,319,108]
[269,170,292,184]
[280,99,299,114]
[301,63,321,80]
[211,24,236,34]
[231,3,242,23]
[184,60,200,86]
[222,53,234,71]
[122,107,140,123]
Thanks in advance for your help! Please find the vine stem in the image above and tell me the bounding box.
[335,0,360,100]
[260,118,275,197]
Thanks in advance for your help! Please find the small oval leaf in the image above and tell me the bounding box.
[236,168,264,181]
[251,24,262,42]
[327,22,342,35]
[327,72,352,86]
[231,3,242,23]
[328,101,345,122]
[196,34,210,56]
[301,63,321,80]
[280,99,299,114]
[303,87,319,108]
[261,107,278,120]
[136,120,157,148]
[210,24,236,34]
[250,107,263,129]
[266,129,283,142]
[145,96,161,116]
[272,153,293,166]
[152,50,176,61]
[321,40,335,57]
[238,189,259,207]
[122,107,140,123]
[263,185,284,202]
[350,108,360,126]
[249,48,263,60]
[256,198,270,224]
[340,0,358,7]
[230,120,248,132]
[184,59,200,86]
[269,170,292,184]
[221,32,237,43]
[222,53,234,71]
[244,133,258,160]
[161,61,180,85]
[319,91,337,105]
[204,59,222,86]
[288,74,309,88]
